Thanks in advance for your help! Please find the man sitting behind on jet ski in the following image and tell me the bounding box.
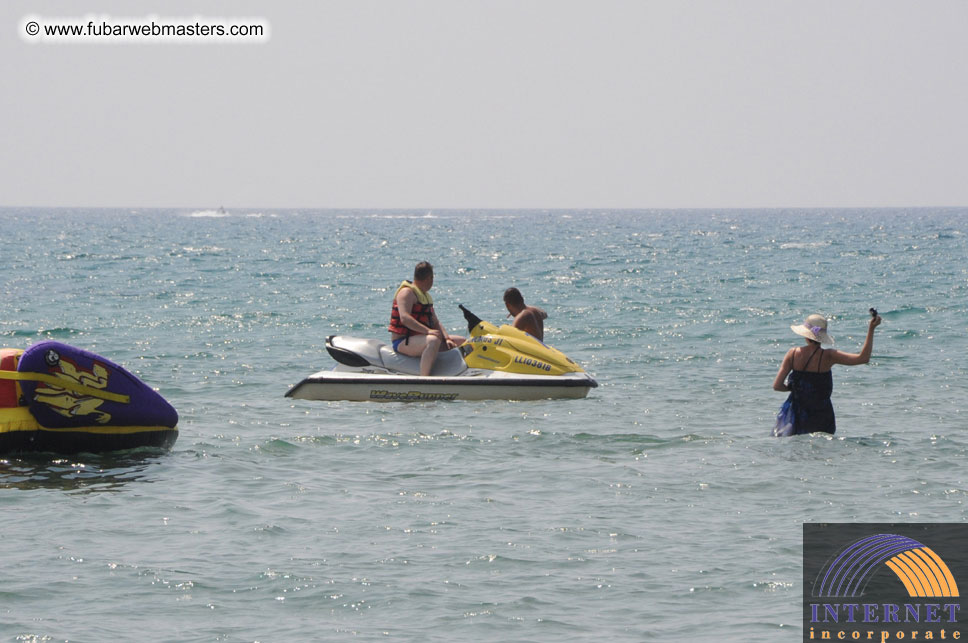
[503,287,547,342]
[389,261,466,376]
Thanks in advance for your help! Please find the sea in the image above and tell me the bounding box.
[1,207,966,642]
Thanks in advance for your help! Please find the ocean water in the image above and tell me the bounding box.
[1,207,966,642]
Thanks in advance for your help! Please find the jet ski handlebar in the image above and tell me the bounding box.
[458,304,485,333]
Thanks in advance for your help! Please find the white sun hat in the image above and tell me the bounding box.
[791,313,834,345]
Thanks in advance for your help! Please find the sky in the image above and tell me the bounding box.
[2,0,966,209]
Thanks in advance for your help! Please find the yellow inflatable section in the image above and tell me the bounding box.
[462,320,584,376]
[0,406,40,433]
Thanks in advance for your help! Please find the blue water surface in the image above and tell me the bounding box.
[1,208,966,642]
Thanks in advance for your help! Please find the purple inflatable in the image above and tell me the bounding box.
[1,341,178,453]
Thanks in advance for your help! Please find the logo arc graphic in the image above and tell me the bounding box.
[814,533,960,599]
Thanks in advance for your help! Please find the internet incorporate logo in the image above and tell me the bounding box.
[803,524,966,643]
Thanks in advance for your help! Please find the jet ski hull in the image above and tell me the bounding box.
[285,369,597,402]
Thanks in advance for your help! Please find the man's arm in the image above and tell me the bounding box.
[428,307,457,347]
[396,289,439,337]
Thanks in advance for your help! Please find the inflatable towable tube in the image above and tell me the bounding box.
[0,341,178,455]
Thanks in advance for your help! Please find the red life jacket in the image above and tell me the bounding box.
[389,281,434,337]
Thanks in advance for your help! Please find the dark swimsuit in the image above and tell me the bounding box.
[786,346,836,435]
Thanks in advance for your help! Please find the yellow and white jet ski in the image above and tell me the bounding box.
[285,305,597,402]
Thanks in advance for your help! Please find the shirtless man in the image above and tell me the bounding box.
[389,262,465,376]
[503,287,547,341]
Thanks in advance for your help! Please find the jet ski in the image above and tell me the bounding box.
[285,305,598,402]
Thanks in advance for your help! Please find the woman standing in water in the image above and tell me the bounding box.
[772,311,882,436]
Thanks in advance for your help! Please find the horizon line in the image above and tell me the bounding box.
[2,204,967,212]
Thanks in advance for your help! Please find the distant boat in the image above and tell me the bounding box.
[188,207,231,218]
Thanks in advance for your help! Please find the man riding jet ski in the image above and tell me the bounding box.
[387,261,465,376]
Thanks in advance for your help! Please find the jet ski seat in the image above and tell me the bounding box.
[326,335,468,377]
[379,344,468,377]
